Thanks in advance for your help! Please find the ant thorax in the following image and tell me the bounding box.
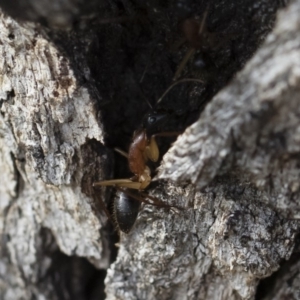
[128,129,148,177]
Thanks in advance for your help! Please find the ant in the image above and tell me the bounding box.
[93,78,203,233]
[173,7,234,80]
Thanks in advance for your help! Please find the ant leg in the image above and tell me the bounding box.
[115,187,182,210]
[115,187,173,209]
[198,8,209,35]
[139,192,183,211]
[93,179,142,190]
[93,187,118,228]
[114,148,128,158]
[173,48,196,81]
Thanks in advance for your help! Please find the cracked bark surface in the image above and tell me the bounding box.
[0,0,299,299]
[0,9,110,300]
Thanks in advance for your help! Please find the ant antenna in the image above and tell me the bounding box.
[132,75,154,110]
[156,78,204,105]
[143,95,154,110]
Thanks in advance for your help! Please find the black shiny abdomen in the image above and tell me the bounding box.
[114,191,141,233]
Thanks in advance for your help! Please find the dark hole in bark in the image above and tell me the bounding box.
[39,228,108,300]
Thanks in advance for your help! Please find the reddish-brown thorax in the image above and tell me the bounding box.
[128,129,148,176]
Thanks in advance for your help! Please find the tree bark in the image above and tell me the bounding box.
[0,0,299,299]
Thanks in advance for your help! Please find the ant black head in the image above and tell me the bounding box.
[142,111,169,137]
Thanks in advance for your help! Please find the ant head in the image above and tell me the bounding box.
[142,111,169,136]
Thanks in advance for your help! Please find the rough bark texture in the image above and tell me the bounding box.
[0,7,110,299]
[0,0,299,299]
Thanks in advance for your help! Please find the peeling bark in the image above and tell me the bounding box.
[0,0,299,299]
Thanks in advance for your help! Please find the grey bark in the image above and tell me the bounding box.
[0,9,110,300]
[0,0,299,300]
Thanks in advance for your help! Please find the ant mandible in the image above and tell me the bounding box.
[93,78,204,233]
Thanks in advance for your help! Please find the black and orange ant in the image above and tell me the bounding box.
[93,78,203,233]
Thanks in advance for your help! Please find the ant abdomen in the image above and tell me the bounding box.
[114,191,141,233]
